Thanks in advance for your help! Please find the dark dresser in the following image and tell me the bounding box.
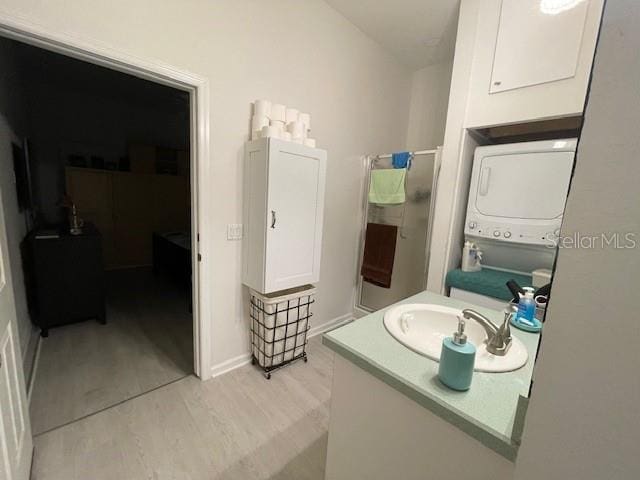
[23,223,106,337]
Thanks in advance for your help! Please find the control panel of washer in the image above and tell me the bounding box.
[465,215,561,247]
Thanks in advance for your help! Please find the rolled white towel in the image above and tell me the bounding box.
[270,103,286,122]
[253,99,271,118]
[299,112,311,131]
[285,108,299,123]
[261,125,281,139]
[270,119,285,132]
[251,115,269,132]
[286,120,305,138]
[304,138,316,148]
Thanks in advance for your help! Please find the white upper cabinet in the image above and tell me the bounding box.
[490,0,589,93]
[242,138,326,294]
[465,0,604,128]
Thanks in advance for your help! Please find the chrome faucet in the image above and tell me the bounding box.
[461,307,515,356]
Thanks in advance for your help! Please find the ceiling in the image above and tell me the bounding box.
[324,0,460,69]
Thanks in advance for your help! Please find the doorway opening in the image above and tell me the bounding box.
[0,34,204,435]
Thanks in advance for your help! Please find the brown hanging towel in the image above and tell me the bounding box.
[360,222,397,288]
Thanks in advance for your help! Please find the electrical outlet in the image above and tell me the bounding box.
[227,224,243,240]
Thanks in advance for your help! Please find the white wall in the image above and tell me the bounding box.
[515,1,640,477]
[426,0,480,293]
[405,61,452,151]
[0,38,36,361]
[0,0,411,374]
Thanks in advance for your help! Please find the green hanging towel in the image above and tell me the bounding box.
[368,168,406,204]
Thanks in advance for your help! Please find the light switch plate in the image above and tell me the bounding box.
[227,223,243,240]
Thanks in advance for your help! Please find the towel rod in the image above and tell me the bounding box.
[373,149,437,160]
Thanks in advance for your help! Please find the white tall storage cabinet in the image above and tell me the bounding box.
[242,138,327,294]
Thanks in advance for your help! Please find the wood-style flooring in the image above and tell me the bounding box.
[29,267,193,434]
[31,336,333,480]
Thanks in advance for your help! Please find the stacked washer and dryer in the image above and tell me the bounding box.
[450,138,577,308]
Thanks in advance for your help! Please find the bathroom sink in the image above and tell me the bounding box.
[383,304,528,373]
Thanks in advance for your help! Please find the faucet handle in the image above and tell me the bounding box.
[500,307,515,341]
[504,305,517,321]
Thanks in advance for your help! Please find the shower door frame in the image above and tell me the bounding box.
[354,147,442,315]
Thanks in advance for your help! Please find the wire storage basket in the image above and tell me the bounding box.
[250,285,315,379]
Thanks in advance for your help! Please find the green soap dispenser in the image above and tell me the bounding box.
[438,317,476,391]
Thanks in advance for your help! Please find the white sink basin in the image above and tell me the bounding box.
[383,303,528,373]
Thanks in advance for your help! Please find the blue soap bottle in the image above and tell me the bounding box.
[438,318,476,391]
[516,287,536,325]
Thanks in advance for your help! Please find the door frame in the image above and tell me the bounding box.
[0,16,212,379]
[354,149,439,314]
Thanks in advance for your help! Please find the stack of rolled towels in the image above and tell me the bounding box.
[251,99,316,148]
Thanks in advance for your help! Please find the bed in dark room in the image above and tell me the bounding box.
[152,231,192,308]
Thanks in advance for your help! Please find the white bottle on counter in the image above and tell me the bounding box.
[461,241,482,272]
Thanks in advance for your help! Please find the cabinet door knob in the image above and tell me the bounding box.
[270,210,276,229]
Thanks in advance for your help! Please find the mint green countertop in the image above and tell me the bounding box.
[323,290,540,461]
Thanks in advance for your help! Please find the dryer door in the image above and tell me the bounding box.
[474,150,574,220]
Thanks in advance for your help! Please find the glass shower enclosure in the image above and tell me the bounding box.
[356,148,441,312]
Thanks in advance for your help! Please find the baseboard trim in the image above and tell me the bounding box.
[307,313,353,338]
[22,326,39,389]
[210,352,253,379]
[353,306,372,319]
[209,313,354,379]
[27,335,42,404]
